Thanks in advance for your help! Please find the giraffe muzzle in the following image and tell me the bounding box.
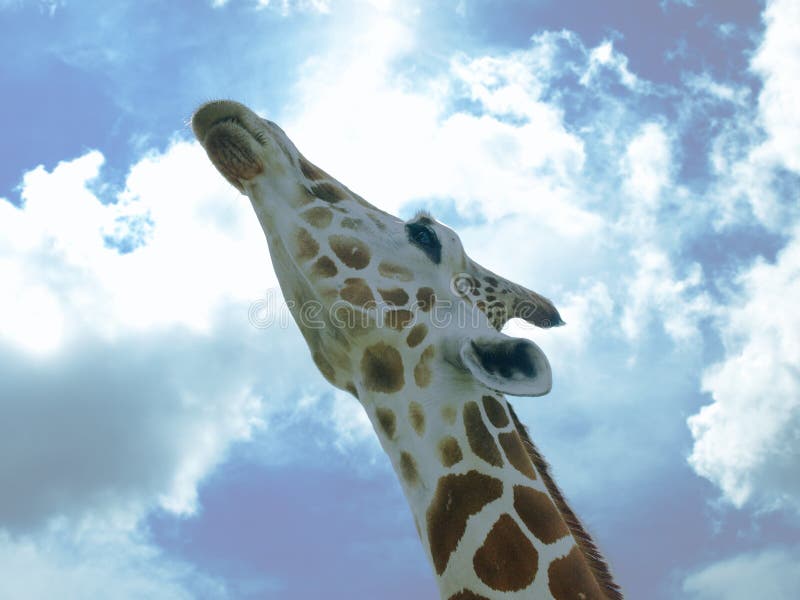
[192,100,268,188]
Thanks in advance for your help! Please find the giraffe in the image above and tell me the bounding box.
[191,100,622,600]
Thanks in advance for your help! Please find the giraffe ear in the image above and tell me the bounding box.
[459,334,552,397]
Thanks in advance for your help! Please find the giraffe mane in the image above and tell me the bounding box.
[506,402,624,600]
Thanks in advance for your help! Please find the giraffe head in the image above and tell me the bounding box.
[192,100,564,401]
[193,101,622,599]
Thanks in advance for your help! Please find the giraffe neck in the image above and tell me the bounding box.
[361,381,620,600]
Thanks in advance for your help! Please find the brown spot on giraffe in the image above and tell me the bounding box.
[414,345,435,388]
[408,401,425,436]
[464,402,504,467]
[498,431,537,480]
[441,405,457,425]
[473,513,538,592]
[378,261,414,282]
[361,342,405,393]
[367,212,387,231]
[399,451,419,486]
[437,436,463,467]
[292,227,319,262]
[340,278,375,308]
[378,287,410,307]
[300,206,334,229]
[426,470,503,575]
[446,591,491,600]
[513,485,569,545]
[311,181,347,203]
[416,287,436,312]
[299,156,327,181]
[548,545,607,600]
[482,395,510,429]
[297,186,316,205]
[375,407,396,439]
[406,323,428,348]
[340,217,364,230]
[384,309,414,330]
[311,255,338,279]
[329,234,371,270]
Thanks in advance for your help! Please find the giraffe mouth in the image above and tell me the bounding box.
[192,102,266,189]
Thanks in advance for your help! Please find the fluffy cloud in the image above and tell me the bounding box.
[686,0,800,514]
[750,0,800,173]
[0,142,337,592]
[683,546,800,600]
[0,0,62,14]
[705,0,800,230]
[0,526,228,600]
[688,226,800,512]
[0,143,273,350]
[581,40,647,93]
[283,22,595,233]
[621,247,714,344]
[211,0,331,13]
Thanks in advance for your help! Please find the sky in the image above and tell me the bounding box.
[1,0,799,598]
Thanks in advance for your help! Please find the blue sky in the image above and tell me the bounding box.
[1,0,799,598]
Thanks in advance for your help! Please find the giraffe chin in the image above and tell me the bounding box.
[204,122,264,188]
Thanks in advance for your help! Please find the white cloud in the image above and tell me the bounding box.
[706,0,800,230]
[283,19,593,232]
[0,0,63,15]
[0,143,282,531]
[581,40,647,92]
[1,143,274,352]
[683,546,800,600]
[256,0,331,13]
[660,0,695,9]
[620,122,672,227]
[684,0,800,515]
[751,0,800,173]
[688,226,800,512]
[0,525,229,600]
[683,71,749,106]
[621,247,714,344]
[212,0,332,12]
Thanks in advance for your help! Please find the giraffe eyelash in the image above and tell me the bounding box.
[412,209,434,222]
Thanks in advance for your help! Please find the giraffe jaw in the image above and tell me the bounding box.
[192,100,281,192]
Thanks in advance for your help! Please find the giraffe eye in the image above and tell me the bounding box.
[406,221,441,264]
[413,227,433,245]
